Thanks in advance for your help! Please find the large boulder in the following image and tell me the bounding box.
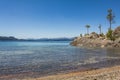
[113,26,120,38]
[89,32,99,39]
[115,38,120,43]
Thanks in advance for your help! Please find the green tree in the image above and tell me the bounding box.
[106,29,115,41]
[98,24,102,34]
[80,34,82,37]
[106,9,115,30]
[85,25,90,34]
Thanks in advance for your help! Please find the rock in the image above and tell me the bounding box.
[98,37,105,40]
[70,39,78,46]
[70,28,120,48]
[113,43,120,47]
[113,26,120,38]
[101,45,105,48]
[115,38,120,43]
[76,37,81,40]
[89,32,99,39]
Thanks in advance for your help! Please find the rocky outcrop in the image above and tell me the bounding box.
[113,26,120,38]
[89,32,99,39]
[115,38,120,43]
[71,27,120,48]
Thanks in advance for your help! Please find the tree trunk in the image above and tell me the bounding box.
[100,28,101,34]
[110,21,111,30]
[110,18,112,30]
[87,28,89,34]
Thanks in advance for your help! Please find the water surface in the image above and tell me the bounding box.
[0,41,120,76]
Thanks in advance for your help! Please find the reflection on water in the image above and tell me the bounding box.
[0,41,120,75]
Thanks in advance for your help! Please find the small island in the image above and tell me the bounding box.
[71,9,120,48]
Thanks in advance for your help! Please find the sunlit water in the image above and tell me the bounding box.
[0,41,120,75]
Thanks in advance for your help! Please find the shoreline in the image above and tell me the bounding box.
[0,59,120,80]
[1,65,119,80]
[23,65,120,80]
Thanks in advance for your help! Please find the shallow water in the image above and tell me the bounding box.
[0,41,120,75]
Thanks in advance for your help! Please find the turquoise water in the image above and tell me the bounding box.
[0,41,120,75]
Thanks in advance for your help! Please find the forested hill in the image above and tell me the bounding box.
[0,36,18,41]
[0,36,74,41]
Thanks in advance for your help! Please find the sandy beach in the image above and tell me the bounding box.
[0,65,119,80]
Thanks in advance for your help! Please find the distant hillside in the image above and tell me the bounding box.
[26,38,74,41]
[0,36,74,41]
[0,36,18,41]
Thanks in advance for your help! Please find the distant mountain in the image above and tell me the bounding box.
[0,36,18,41]
[20,38,74,41]
[0,36,74,41]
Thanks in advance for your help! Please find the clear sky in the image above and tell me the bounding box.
[0,0,120,39]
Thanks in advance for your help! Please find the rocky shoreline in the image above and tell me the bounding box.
[71,26,120,48]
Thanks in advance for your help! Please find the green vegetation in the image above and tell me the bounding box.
[72,9,120,48]
[84,34,89,36]
[106,9,116,40]
[80,34,83,37]
[85,25,90,35]
[106,9,115,30]
[83,9,116,40]
[98,24,102,34]
[100,33,105,37]
[106,29,115,41]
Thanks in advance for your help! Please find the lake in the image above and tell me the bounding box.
[0,41,120,76]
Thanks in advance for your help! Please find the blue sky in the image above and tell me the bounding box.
[0,0,120,39]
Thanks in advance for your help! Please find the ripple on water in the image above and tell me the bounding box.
[0,41,120,76]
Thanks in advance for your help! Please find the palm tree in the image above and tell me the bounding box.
[85,25,90,34]
[106,9,115,30]
[98,24,102,34]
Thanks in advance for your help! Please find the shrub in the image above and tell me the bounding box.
[100,33,105,37]
[84,34,89,36]
[80,34,83,37]
[106,29,115,41]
